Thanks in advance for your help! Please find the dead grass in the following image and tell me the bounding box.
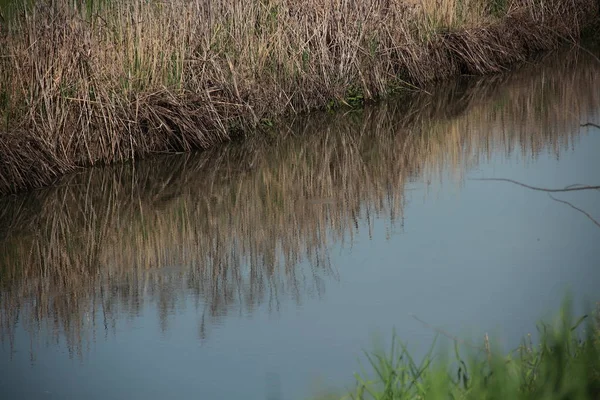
[0,0,597,195]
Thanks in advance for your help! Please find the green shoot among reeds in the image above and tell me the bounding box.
[316,300,600,400]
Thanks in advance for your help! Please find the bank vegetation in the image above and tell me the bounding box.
[0,0,598,194]
[317,301,600,400]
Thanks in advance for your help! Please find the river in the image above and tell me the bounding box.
[1,47,599,400]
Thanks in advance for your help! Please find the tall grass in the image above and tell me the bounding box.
[318,300,600,400]
[1,46,598,358]
[0,0,598,194]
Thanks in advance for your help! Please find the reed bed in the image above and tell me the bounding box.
[0,0,598,195]
[1,47,598,358]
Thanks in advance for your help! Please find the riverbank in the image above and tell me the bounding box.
[0,0,598,195]
[314,301,600,400]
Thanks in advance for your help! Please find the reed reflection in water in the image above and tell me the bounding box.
[0,47,599,363]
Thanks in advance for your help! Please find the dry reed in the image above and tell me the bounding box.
[0,0,598,195]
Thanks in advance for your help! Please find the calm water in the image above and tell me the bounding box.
[1,48,600,400]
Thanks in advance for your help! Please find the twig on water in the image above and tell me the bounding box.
[548,194,600,229]
[471,178,600,192]
[581,122,600,129]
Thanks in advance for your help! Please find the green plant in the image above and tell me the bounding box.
[489,0,508,18]
[327,299,600,400]
[344,86,365,108]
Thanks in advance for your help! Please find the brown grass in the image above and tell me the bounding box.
[0,0,598,195]
[1,46,599,356]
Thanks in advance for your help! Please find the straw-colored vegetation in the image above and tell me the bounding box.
[1,47,598,358]
[0,0,598,194]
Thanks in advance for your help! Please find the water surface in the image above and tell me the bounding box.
[1,48,600,400]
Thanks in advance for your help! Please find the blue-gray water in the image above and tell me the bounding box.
[1,48,599,400]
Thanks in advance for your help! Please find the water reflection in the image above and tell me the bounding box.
[1,47,599,361]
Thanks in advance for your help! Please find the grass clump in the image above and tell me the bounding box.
[326,301,600,400]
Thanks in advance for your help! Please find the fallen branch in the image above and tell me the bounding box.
[548,194,600,229]
[471,178,600,192]
[581,122,600,129]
